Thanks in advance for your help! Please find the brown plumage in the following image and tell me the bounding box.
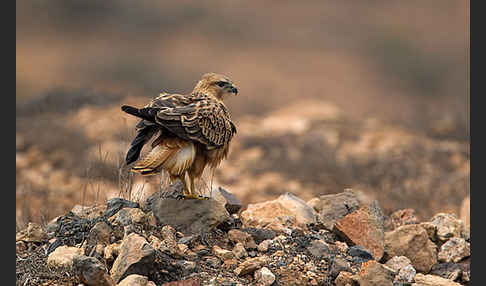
[121,73,238,199]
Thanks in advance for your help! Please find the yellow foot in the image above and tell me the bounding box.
[181,193,209,200]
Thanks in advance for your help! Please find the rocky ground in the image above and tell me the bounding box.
[16,96,470,229]
[16,187,470,286]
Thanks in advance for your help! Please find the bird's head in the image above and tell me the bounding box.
[193,73,238,100]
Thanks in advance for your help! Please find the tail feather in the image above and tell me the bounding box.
[121,105,158,122]
[125,125,156,165]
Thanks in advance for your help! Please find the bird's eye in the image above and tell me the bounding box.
[217,81,226,88]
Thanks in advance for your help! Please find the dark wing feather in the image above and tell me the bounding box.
[122,92,236,150]
[154,93,236,149]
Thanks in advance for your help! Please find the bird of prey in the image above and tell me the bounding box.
[121,73,238,199]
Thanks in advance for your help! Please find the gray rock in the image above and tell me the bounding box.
[385,256,412,273]
[348,246,374,263]
[254,267,276,286]
[241,228,276,244]
[312,190,361,230]
[395,264,416,283]
[104,198,139,218]
[307,239,330,259]
[73,255,115,286]
[175,260,197,276]
[438,237,470,263]
[429,213,464,242]
[329,256,351,278]
[211,186,242,214]
[151,196,230,236]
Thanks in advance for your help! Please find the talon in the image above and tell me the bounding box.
[182,193,208,200]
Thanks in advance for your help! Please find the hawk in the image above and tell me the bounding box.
[121,73,238,199]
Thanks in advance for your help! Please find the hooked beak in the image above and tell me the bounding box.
[229,85,238,95]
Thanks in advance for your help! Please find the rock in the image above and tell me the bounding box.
[177,244,189,255]
[412,273,462,286]
[428,213,464,242]
[204,256,221,268]
[211,186,242,214]
[384,209,419,231]
[385,256,412,273]
[357,260,395,286]
[329,257,351,278]
[257,240,273,252]
[276,192,317,225]
[213,245,235,260]
[104,241,122,263]
[175,260,197,276]
[117,274,152,286]
[151,197,230,235]
[335,241,349,253]
[384,224,437,273]
[228,229,257,249]
[334,271,357,286]
[347,246,374,263]
[16,222,47,242]
[333,201,385,261]
[430,263,463,281]
[161,278,201,286]
[396,264,416,283]
[104,198,139,218]
[73,255,115,286]
[420,222,437,242]
[240,192,316,231]
[232,242,248,259]
[47,245,83,268]
[71,204,105,219]
[234,256,268,276]
[110,233,156,283]
[241,228,276,244]
[87,221,112,246]
[311,190,361,230]
[254,267,276,286]
[306,239,330,259]
[438,237,470,263]
[109,207,147,226]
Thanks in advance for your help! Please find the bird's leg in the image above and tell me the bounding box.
[190,174,209,200]
[179,173,191,198]
[181,173,207,200]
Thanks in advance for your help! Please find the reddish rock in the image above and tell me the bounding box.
[161,278,201,286]
[333,201,385,261]
[357,260,395,286]
[311,190,361,230]
[234,256,268,276]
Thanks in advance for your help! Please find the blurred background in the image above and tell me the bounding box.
[16,1,469,229]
